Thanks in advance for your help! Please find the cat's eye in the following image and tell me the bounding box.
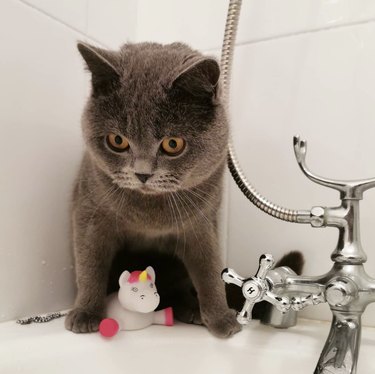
[106,133,129,152]
[161,137,185,156]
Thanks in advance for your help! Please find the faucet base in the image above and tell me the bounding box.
[260,303,297,329]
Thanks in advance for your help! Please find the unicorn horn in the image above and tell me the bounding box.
[139,270,148,282]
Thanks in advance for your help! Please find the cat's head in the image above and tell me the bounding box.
[78,42,228,194]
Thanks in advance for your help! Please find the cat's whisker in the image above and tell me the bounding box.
[192,184,219,198]
[175,192,201,246]
[85,184,119,229]
[174,192,197,236]
[186,188,216,212]
[79,188,96,200]
[97,185,122,230]
[169,193,181,251]
[166,195,179,255]
[170,192,186,260]
[180,190,213,229]
[176,192,212,254]
[194,182,221,194]
[115,188,127,235]
[78,177,107,200]
[189,187,222,216]
[186,195,216,245]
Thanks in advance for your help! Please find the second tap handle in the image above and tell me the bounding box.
[255,254,275,279]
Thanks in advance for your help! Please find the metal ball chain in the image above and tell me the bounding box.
[16,311,68,325]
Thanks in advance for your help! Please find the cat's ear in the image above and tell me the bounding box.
[171,57,221,104]
[77,42,120,96]
[145,266,156,282]
[119,270,131,287]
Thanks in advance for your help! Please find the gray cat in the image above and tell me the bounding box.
[65,41,240,338]
[65,41,303,338]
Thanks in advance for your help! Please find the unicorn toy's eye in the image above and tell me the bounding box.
[131,287,138,292]
[150,283,154,288]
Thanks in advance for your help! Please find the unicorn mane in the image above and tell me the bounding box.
[128,270,152,284]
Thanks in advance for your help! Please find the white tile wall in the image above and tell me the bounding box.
[86,0,138,48]
[3,0,375,326]
[0,0,89,321]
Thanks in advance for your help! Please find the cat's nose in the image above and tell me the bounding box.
[135,173,153,183]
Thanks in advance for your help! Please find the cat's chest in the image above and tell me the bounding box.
[112,193,184,233]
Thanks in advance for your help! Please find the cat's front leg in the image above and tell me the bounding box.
[65,211,116,333]
[180,228,241,338]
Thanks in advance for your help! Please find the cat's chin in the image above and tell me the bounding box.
[137,185,178,195]
[137,185,167,195]
[139,186,157,194]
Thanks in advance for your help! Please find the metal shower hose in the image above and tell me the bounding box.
[221,0,302,222]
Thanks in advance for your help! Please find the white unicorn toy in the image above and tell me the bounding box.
[99,266,173,337]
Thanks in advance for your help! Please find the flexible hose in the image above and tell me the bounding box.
[221,0,304,223]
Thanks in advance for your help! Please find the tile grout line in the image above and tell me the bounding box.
[246,17,375,45]
[16,0,107,48]
[204,17,375,53]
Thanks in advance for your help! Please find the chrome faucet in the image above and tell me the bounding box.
[222,136,375,374]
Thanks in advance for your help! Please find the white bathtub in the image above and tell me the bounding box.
[1,318,374,373]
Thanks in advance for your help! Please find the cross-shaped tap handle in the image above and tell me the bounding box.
[222,254,291,324]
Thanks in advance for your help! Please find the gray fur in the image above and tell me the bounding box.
[65,42,240,338]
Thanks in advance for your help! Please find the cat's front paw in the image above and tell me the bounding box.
[203,309,242,338]
[65,308,102,333]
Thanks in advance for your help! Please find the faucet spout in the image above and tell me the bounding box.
[315,311,361,374]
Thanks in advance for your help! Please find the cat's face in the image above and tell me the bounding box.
[79,42,228,194]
